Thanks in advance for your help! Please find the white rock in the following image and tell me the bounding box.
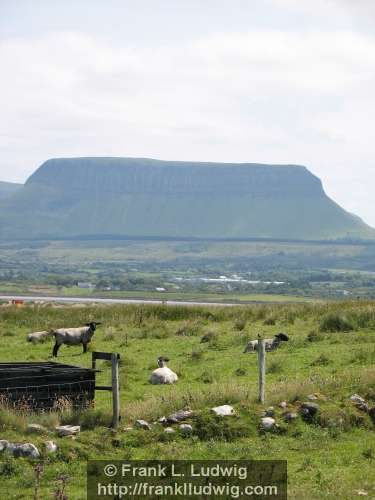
[27,424,47,434]
[261,417,276,431]
[44,441,58,454]
[11,443,40,459]
[164,427,175,434]
[351,394,366,405]
[212,405,235,417]
[123,427,134,432]
[279,401,287,409]
[179,424,193,434]
[55,425,81,437]
[135,419,152,430]
[307,394,319,401]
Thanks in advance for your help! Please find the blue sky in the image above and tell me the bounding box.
[1,0,374,225]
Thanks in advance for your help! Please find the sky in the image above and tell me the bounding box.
[0,0,374,225]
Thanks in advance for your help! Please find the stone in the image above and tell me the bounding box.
[179,424,193,434]
[212,405,235,417]
[307,394,319,401]
[135,420,152,431]
[55,425,81,437]
[279,401,287,409]
[164,427,175,434]
[123,427,134,432]
[263,407,275,417]
[12,443,40,459]
[283,412,298,423]
[351,394,366,405]
[0,440,9,452]
[44,441,57,454]
[166,409,194,424]
[369,407,375,424]
[27,424,47,434]
[261,417,276,431]
[355,403,370,413]
[158,417,168,426]
[300,402,320,420]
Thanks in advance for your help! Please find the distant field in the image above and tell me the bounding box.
[1,301,375,498]
[0,284,318,304]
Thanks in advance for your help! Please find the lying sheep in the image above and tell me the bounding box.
[150,357,178,385]
[27,331,51,343]
[51,322,101,357]
[243,333,289,353]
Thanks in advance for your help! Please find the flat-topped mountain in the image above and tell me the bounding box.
[0,181,22,201]
[0,157,373,241]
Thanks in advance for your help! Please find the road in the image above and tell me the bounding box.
[0,294,242,307]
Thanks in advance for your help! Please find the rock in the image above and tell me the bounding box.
[351,394,366,405]
[123,427,134,432]
[300,402,320,421]
[261,417,276,431]
[27,424,47,434]
[135,420,152,431]
[212,405,235,417]
[164,427,175,434]
[0,440,9,452]
[166,409,194,424]
[158,417,168,426]
[263,407,275,417]
[55,425,81,437]
[307,394,319,401]
[179,424,193,434]
[12,443,40,459]
[355,403,370,413]
[279,401,287,409]
[369,407,375,424]
[44,441,57,454]
[283,412,298,423]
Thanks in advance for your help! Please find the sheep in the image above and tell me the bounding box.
[51,322,101,357]
[243,333,289,353]
[27,331,52,343]
[149,357,178,385]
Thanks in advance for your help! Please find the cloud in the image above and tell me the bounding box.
[0,20,374,224]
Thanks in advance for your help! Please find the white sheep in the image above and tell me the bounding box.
[27,331,51,343]
[150,357,178,385]
[243,333,289,353]
[51,322,101,357]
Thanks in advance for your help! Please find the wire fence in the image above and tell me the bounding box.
[0,362,96,412]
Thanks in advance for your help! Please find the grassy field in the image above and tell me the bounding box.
[1,301,375,498]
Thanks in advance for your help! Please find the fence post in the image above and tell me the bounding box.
[258,335,266,404]
[111,353,120,429]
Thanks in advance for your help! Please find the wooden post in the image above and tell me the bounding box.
[111,353,120,429]
[92,352,121,429]
[258,335,266,404]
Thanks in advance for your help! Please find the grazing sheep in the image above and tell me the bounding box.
[243,333,289,353]
[27,331,52,343]
[149,357,178,385]
[51,322,101,357]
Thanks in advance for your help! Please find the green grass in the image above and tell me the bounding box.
[1,301,375,498]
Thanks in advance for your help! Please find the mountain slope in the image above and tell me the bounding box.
[0,157,373,241]
[0,181,22,201]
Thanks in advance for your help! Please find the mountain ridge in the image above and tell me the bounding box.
[0,157,373,241]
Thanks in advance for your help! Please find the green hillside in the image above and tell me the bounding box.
[0,157,373,241]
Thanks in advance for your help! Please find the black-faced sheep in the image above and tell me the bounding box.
[149,357,178,385]
[27,331,52,343]
[243,333,289,353]
[51,322,101,357]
